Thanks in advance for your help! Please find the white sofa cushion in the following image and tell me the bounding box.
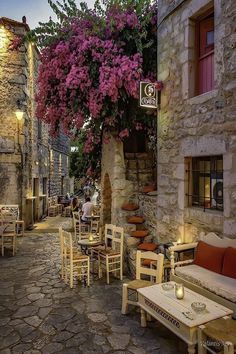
[175,264,236,303]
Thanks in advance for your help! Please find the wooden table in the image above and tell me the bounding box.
[78,238,103,254]
[138,282,233,354]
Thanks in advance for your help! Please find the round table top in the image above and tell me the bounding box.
[77,238,102,247]
[86,215,100,220]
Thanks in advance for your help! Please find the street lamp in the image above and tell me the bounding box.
[15,99,24,121]
[15,99,24,223]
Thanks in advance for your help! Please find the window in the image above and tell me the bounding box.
[196,11,214,95]
[186,156,223,211]
[123,131,146,153]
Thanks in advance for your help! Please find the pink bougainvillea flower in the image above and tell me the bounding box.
[34,1,158,163]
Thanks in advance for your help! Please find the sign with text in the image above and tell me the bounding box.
[140,82,158,109]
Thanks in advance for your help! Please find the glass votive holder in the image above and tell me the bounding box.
[88,234,94,242]
[175,283,184,299]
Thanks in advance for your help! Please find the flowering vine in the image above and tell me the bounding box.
[26,0,160,176]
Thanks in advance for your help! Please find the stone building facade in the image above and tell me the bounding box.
[101,134,157,234]
[0,17,70,227]
[157,0,236,242]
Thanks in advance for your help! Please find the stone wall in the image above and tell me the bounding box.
[100,135,135,227]
[101,135,158,276]
[138,192,157,239]
[0,18,70,227]
[157,0,236,242]
[0,20,30,221]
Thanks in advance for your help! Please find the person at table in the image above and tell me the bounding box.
[71,197,81,213]
[81,197,94,222]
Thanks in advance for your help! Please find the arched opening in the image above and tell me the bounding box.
[102,173,112,224]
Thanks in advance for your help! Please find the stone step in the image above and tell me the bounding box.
[140,185,157,193]
[137,243,158,251]
[130,230,149,238]
[121,203,139,211]
[125,152,152,160]
[127,216,145,224]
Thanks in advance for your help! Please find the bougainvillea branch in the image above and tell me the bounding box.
[26,0,159,177]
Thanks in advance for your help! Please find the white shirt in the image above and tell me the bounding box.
[81,202,94,221]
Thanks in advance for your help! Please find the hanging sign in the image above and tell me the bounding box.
[140,82,158,109]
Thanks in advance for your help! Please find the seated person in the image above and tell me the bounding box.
[81,197,94,222]
[71,197,81,213]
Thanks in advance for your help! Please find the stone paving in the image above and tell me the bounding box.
[0,233,187,354]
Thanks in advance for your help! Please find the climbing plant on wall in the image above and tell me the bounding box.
[25,0,159,176]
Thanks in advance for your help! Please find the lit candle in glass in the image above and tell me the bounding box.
[89,234,93,242]
[175,283,184,299]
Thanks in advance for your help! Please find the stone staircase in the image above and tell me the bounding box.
[120,151,157,277]
[125,152,154,191]
[122,202,157,251]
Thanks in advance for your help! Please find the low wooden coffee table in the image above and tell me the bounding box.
[138,282,233,354]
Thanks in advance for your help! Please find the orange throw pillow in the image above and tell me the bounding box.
[222,247,236,279]
[193,241,226,274]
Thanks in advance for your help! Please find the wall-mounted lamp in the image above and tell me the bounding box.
[15,100,24,121]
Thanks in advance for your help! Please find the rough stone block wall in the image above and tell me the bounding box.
[157,0,236,242]
[0,19,71,226]
[138,193,157,239]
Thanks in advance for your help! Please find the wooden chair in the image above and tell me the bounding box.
[93,205,100,216]
[1,216,17,256]
[63,205,72,217]
[90,220,100,236]
[16,220,24,237]
[121,250,164,314]
[72,212,81,242]
[91,223,114,257]
[198,316,236,354]
[98,225,124,284]
[48,197,58,217]
[62,229,90,288]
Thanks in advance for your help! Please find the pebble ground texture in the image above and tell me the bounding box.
[0,233,187,354]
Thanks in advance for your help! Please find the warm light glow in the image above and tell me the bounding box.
[15,109,24,120]
[0,27,7,50]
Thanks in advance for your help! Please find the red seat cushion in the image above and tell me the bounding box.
[138,243,158,251]
[193,241,226,274]
[222,247,236,279]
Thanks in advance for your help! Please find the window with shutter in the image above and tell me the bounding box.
[197,12,214,95]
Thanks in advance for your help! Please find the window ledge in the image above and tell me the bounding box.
[187,89,217,105]
[185,207,223,217]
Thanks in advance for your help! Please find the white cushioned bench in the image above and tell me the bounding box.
[169,232,236,313]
